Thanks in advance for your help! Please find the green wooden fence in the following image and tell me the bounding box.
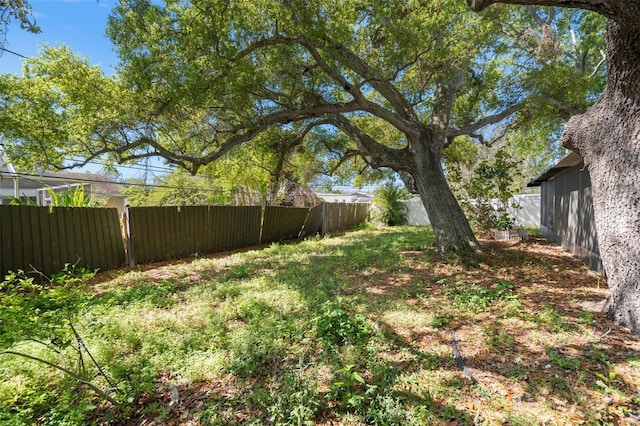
[127,205,263,265]
[322,203,370,234]
[261,206,310,244]
[0,202,370,276]
[126,203,369,266]
[0,205,125,277]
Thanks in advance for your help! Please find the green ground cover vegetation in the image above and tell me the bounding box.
[1,226,638,425]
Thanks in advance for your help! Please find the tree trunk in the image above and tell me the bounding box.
[331,115,481,254]
[561,20,640,333]
[467,0,640,335]
[589,144,640,334]
[409,132,481,254]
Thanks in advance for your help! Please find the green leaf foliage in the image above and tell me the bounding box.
[45,185,101,207]
[0,268,90,351]
[373,182,410,226]
[447,145,524,232]
[0,0,41,39]
[0,2,605,192]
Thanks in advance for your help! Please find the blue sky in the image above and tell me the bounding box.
[0,1,176,179]
[1,0,119,76]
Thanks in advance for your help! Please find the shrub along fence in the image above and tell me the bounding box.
[1,202,369,276]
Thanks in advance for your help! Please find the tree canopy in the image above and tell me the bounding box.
[1,1,603,172]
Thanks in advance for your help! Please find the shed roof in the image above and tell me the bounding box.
[527,151,583,187]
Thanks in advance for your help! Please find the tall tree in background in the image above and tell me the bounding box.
[1,1,604,255]
[468,0,640,334]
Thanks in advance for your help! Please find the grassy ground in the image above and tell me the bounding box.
[1,225,639,425]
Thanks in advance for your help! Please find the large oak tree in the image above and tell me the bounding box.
[1,0,605,255]
[468,0,640,334]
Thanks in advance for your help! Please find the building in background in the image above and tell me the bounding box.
[314,191,373,204]
[0,145,127,213]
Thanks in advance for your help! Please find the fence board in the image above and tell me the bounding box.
[22,207,37,272]
[76,209,90,267]
[39,207,54,275]
[172,207,182,257]
[81,208,97,268]
[97,208,114,269]
[322,203,369,234]
[195,206,206,254]
[112,209,127,267]
[153,208,164,261]
[104,208,118,268]
[15,207,26,270]
[71,209,85,268]
[53,207,68,272]
[6,207,22,272]
[178,207,189,256]
[261,206,308,244]
[63,208,76,267]
[89,209,104,269]
[0,207,10,275]
[211,206,225,253]
[47,207,61,272]
[226,206,262,250]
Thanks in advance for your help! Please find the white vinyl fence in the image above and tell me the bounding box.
[401,193,541,228]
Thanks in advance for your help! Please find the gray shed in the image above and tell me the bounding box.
[528,152,603,273]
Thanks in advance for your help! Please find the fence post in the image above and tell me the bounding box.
[258,205,265,244]
[320,201,327,236]
[124,206,136,267]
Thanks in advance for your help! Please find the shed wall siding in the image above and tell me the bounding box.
[540,166,603,273]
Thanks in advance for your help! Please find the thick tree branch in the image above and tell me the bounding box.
[326,148,364,175]
[466,0,639,23]
[311,36,420,122]
[544,96,587,118]
[328,115,412,172]
[296,36,420,137]
[431,69,468,146]
[326,41,418,123]
[63,102,359,174]
[226,34,420,136]
[398,170,419,194]
[445,102,523,146]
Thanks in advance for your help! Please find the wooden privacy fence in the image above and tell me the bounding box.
[322,203,370,234]
[299,203,370,237]
[0,202,370,277]
[125,203,370,266]
[0,205,125,277]
[126,205,263,265]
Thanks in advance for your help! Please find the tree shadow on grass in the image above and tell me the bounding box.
[265,228,640,423]
[85,227,640,424]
